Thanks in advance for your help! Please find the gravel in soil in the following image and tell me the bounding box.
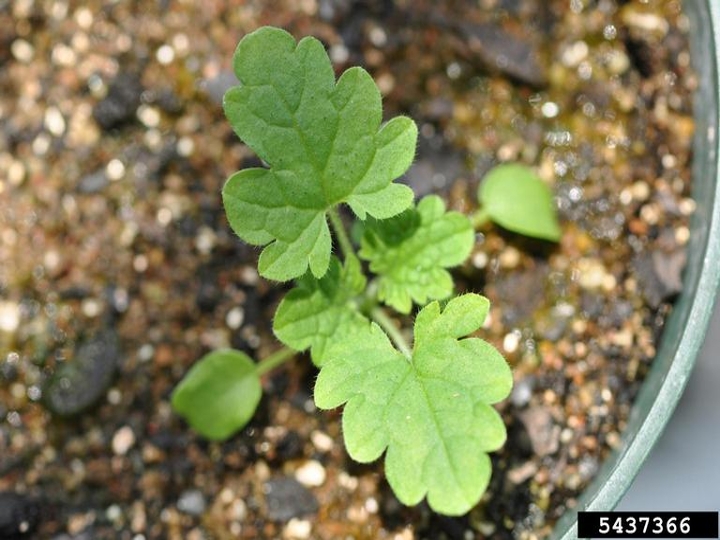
[0,1,696,539]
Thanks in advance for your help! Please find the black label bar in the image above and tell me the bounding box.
[578,511,719,538]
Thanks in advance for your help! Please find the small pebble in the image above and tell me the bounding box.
[502,330,521,354]
[107,388,122,405]
[576,258,609,290]
[27,386,42,401]
[106,159,125,181]
[229,498,247,521]
[620,6,669,36]
[499,246,521,269]
[141,443,165,464]
[310,430,334,453]
[112,426,136,456]
[156,44,175,65]
[337,472,358,491]
[329,43,349,64]
[137,105,161,128]
[393,529,414,540]
[561,41,589,67]
[283,518,312,539]
[472,251,488,269]
[0,301,20,333]
[541,101,559,118]
[510,378,533,407]
[52,43,77,66]
[106,504,122,522]
[225,307,244,330]
[507,461,539,484]
[32,133,51,156]
[606,50,630,75]
[172,33,190,55]
[11,39,34,63]
[176,136,194,156]
[195,226,216,255]
[177,489,206,516]
[45,106,66,136]
[137,344,154,362]
[131,501,147,533]
[81,298,102,318]
[294,460,326,487]
[675,226,690,245]
[8,160,25,186]
[679,198,697,215]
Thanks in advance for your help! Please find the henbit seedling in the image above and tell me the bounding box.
[172,26,560,515]
[473,163,561,242]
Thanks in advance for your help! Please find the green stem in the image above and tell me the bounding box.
[358,278,379,314]
[371,307,412,359]
[328,207,356,260]
[255,346,296,376]
[471,207,491,229]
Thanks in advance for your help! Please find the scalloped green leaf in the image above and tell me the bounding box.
[478,163,561,241]
[274,256,369,366]
[222,26,417,281]
[171,349,261,441]
[315,294,513,515]
[359,195,474,313]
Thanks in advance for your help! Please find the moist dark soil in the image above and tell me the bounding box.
[0,1,696,539]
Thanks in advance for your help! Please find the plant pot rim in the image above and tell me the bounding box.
[553,1,720,537]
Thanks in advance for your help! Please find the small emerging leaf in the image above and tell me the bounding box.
[315,294,513,515]
[274,256,369,366]
[478,163,561,241]
[359,195,474,313]
[222,26,417,281]
[171,349,261,440]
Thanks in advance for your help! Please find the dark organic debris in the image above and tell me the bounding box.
[458,21,547,87]
[494,264,550,326]
[519,406,560,457]
[263,478,319,521]
[0,492,43,539]
[44,329,120,416]
[93,73,144,130]
[634,249,687,308]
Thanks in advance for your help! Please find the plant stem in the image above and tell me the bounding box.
[255,346,296,376]
[371,307,412,359]
[471,207,491,229]
[328,207,355,260]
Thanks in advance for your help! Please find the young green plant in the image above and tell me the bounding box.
[172,26,560,515]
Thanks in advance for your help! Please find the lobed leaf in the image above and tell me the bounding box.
[273,256,369,366]
[222,26,417,281]
[171,349,262,441]
[359,195,474,313]
[315,294,513,515]
[478,163,561,241]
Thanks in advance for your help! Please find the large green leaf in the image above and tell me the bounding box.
[171,349,262,440]
[222,26,417,281]
[359,195,474,313]
[315,294,513,515]
[274,256,369,366]
[478,163,561,241]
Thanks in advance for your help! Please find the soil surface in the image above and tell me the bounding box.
[0,1,696,539]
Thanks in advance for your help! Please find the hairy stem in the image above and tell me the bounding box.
[471,207,491,229]
[371,307,412,359]
[255,346,296,376]
[328,208,356,260]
